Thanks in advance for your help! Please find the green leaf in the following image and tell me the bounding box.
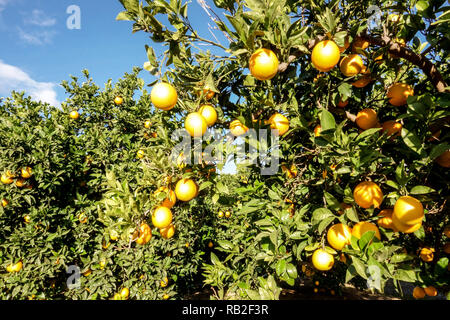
[116,11,134,21]
[337,82,352,101]
[345,206,359,223]
[434,257,449,276]
[413,226,425,241]
[429,143,450,160]
[320,109,336,132]
[410,185,435,195]
[350,256,367,279]
[276,259,286,276]
[318,216,335,234]
[312,208,334,226]
[286,263,298,279]
[324,192,341,211]
[385,180,399,190]
[401,127,424,156]
[358,231,375,251]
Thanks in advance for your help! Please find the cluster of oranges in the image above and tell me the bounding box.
[311,180,431,272]
[1,167,33,209]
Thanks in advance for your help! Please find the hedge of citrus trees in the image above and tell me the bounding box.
[1,0,449,300]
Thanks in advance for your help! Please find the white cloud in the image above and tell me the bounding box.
[0,60,59,106]
[25,9,56,27]
[18,27,56,45]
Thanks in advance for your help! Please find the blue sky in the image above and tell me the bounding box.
[0,0,229,106]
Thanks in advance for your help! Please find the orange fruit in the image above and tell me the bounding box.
[428,130,441,142]
[352,221,381,240]
[120,288,129,300]
[387,83,414,106]
[154,187,177,209]
[114,96,124,105]
[311,40,340,72]
[382,120,402,137]
[443,243,450,254]
[197,88,215,100]
[435,150,450,168]
[352,38,370,52]
[15,178,26,188]
[314,124,321,137]
[374,54,384,64]
[198,104,217,127]
[151,82,178,110]
[175,178,198,202]
[377,209,398,231]
[267,113,289,136]
[144,120,152,129]
[337,99,348,108]
[185,112,207,137]
[351,66,372,87]
[445,226,450,238]
[160,277,169,288]
[6,261,23,273]
[391,214,422,233]
[1,173,14,184]
[1,198,8,207]
[393,196,424,226]
[413,287,425,299]
[136,223,152,245]
[208,241,214,248]
[225,211,231,218]
[152,206,173,229]
[249,48,279,80]
[312,249,334,271]
[69,110,79,120]
[338,203,352,215]
[160,224,175,239]
[353,181,383,209]
[327,224,352,250]
[424,286,437,297]
[419,247,434,262]
[339,54,364,77]
[21,167,32,179]
[136,149,145,159]
[163,294,170,300]
[356,108,379,130]
[229,119,249,136]
[218,211,224,218]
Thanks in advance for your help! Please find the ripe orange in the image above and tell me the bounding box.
[1,173,14,184]
[136,149,145,159]
[185,112,207,137]
[120,287,129,300]
[267,113,289,136]
[15,178,26,188]
[337,99,348,108]
[21,167,32,179]
[382,120,402,137]
[435,150,450,168]
[443,243,450,254]
[110,229,119,241]
[197,88,215,100]
[445,225,450,238]
[225,211,231,218]
[151,82,178,110]
[377,209,398,231]
[175,178,198,202]
[311,40,340,72]
[154,187,177,209]
[163,294,170,300]
[6,261,23,273]
[229,119,249,136]
[152,206,173,229]
[314,124,321,137]
[327,224,352,250]
[391,214,422,233]
[393,196,424,226]
[338,203,352,215]
[24,215,31,223]
[419,247,434,262]
[218,211,224,218]
[144,120,152,128]
[114,96,124,105]
[208,241,214,248]
[311,249,334,271]
[353,181,383,209]
[160,224,175,239]
[160,277,169,288]
[198,104,217,127]
[424,286,437,297]
[69,110,79,120]
[412,287,425,299]
[387,83,414,106]
[351,66,372,87]
[352,38,370,52]
[1,198,8,207]
[356,108,379,130]
[339,54,364,77]
[135,223,152,245]
[249,48,279,80]
[352,222,381,240]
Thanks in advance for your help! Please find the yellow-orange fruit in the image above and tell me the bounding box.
[424,286,437,297]
[314,124,321,137]
[337,99,348,108]
[387,83,414,106]
[267,113,289,136]
[392,196,424,226]
[249,48,279,80]
[377,209,398,231]
[327,224,352,250]
[175,178,198,202]
[229,120,249,136]
[185,112,207,137]
[356,108,379,130]
[353,181,383,209]
[382,120,402,137]
[160,224,175,239]
[151,82,178,110]
[352,221,381,240]
[151,206,173,229]
[311,40,340,72]
[154,187,177,209]
[198,104,217,127]
[435,150,450,168]
[135,223,152,245]
[419,247,434,262]
[339,54,364,77]
[311,249,334,271]
[352,38,370,52]
[412,287,425,299]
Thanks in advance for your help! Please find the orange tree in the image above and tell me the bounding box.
[0,0,449,300]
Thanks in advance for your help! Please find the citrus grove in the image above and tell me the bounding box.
[0,0,449,300]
